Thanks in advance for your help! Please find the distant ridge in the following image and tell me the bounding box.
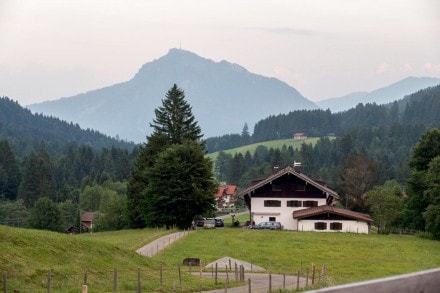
[317,76,440,112]
[28,49,317,143]
[0,97,134,157]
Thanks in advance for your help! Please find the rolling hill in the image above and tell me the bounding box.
[0,97,135,157]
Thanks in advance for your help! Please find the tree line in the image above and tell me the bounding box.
[206,84,440,153]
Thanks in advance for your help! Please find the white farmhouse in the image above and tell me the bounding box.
[239,166,372,233]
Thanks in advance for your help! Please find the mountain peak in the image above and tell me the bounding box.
[29,49,317,142]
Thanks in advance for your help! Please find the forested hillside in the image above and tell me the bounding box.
[0,97,138,231]
[207,84,440,152]
[0,97,135,158]
[210,85,440,219]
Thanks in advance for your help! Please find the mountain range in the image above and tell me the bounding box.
[28,49,316,143]
[317,76,440,112]
[27,49,440,143]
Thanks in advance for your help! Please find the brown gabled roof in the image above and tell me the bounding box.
[81,212,95,222]
[293,205,373,223]
[237,166,340,199]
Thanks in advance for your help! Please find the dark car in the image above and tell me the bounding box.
[196,218,205,227]
[249,221,282,230]
[215,218,224,227]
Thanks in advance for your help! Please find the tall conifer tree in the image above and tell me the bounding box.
[127,84,212,228]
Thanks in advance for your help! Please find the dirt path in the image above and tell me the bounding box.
[136,230,191,257]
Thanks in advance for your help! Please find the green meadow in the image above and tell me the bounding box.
[2,225,440,292]
[206,137,328,161]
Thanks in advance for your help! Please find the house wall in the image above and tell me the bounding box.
[251,197,327,230]
[297,219,370,234]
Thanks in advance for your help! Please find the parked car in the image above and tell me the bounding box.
[249,221,282,230]
[203,218,216,229]
[196,218,205,227]
[215,218,224,227]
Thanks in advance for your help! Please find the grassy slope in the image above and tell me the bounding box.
[2,226,440,291]
[0,226,216,292]
[206,137,325,161]
[154,229,440,286]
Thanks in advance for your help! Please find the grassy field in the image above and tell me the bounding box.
[2,225,440,292]
[154,229,440,286]
[0,226,222,292]
[206,137,328,162]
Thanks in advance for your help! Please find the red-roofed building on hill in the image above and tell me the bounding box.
[293,132,307,140]
[238,166,372,233]
[215,184,237,210]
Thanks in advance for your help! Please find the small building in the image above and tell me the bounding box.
[80,211,96,232]
[293,132,307,140]
[215,184,237,209]
[238,166,372,233]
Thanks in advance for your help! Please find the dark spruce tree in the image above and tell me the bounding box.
[127,84,215,228]
[0,139,20,200]
[405,128,440,236]
[150,84,203,144]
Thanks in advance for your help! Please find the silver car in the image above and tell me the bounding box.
[250,221,282,230]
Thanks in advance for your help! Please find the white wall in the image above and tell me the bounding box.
[297,220,370,234]
[251,197,327,230]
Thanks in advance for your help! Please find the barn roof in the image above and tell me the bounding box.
[237,166,340,199]
[293,205,373,223]
[81,212,95,222]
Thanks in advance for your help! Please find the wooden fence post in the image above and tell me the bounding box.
[178,263,182,287]
[3,271,7,293]
[225,266,229,284]
[312,264,316,285]
[215,263,218,285]
[137,268,141,293]
[296,270,300,290]
[234,263,238,281]
[47,269,51,293]
[269,274,272,292]
[84,269,88,286]
[113,268,118,293]
[248,278,251,293]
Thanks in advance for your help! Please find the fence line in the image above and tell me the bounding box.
[1,262,328,292]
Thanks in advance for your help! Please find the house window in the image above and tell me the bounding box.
[272,184,284,191]
[303,200,318,207]
[264,200,281,207]
[330,222,343,231]
[315,222,327,230]
[296,184,306,191]
[286,200,302,207]
[269,217,276,222]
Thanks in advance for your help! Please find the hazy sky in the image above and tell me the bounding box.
[1,0,439,105]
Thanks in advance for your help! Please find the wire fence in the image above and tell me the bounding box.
[1,261,328,293]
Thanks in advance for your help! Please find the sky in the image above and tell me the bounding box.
[1,0,439,105]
